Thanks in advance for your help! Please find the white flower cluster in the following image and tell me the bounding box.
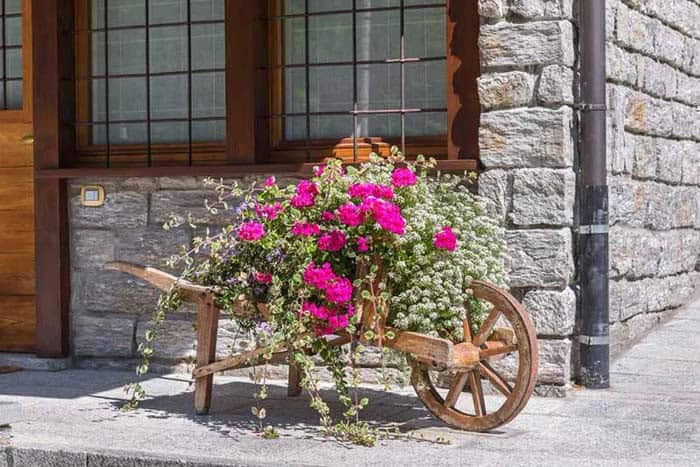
[387,176,506,342]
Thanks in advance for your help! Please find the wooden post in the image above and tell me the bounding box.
[194,298,220,415]
[287,358,302,397]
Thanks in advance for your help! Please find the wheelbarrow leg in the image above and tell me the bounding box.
[194,298,219,415]
[287,359,302,397]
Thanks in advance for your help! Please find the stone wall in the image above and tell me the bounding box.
[476,0,577,394]
[606,0,700,354]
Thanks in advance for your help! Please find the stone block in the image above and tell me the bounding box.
[624,91,674,138]
[510,168,575,226]
[630,134,657,179]
[610,278,651,322]
[655,138,684,184]
[477,169,511,222]
[681,142,700,184]
[645,182,675,230]
[150,190,232,226]
[477,71,535,110]
[480,107,574,169]
[653,21,686,67]
[696,190,700,229]
[72,314,135,357]
[136,318,240,360]
[671,187,698,228]
[657,231,685,277]
[12,448,88,467]
[479,21,574,68]
[536,65,574,105]
[610,310,665,357]
[115,226,191,270]
[120,177,158,192]
[606,44,637,86]
[71,229,116,270]
[70,191,148,229]
[638,0,700,39]
[506,229,573,288]
[609,226,662,279]
[637,56,677,99]
[676,73,700,106]
[77,269,162,314]
[536,338,571,385]
[478,0,506,18]
[616,3,656,55]
[509,0,573,19]
[522,287,576,336]
[607,85,633,175]
[157,177,203,190]
[608,176,647,227]
[683,36,700,76]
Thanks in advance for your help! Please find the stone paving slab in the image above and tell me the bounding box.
[1,298,699,466]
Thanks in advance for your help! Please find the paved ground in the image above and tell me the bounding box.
[1,298,699,466]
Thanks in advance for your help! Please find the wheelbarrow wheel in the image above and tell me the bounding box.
[410,280,538,432]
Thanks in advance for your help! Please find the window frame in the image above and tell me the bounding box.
[0,0,32,123]
[63,0,478,171]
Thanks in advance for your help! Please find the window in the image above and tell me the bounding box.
[0,0,22,110]
[266,0,448,162]
[74,0,226,167]
[67,0,477,169]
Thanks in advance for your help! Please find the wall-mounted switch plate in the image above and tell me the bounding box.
[80,186,105,207]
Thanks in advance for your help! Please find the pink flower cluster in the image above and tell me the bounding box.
[301,262,355,334]
[391,168,416,187]
[252,271,272,284]
[254,202,283,220]
[433,226,457,251]
[336,203,364,226]
[317,230,346,251]
[348,183,394,200]
[237,221,265,241]
[291,180,319,208]
[291,222,321,237]
[364,198,405,235]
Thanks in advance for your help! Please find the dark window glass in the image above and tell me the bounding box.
[0,0,23,110]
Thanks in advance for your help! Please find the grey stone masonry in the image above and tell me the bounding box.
[606,0,700,353]
[477,0,577,391]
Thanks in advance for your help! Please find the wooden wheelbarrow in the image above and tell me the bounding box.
[106,261,538,432]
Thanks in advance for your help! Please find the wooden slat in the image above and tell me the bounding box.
[0,254,35,296]
[0,124,34,168]
[0,168,34,212]
[0,215,34,256]
[0,296,36,352]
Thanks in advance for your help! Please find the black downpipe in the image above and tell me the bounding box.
[577,0,609,388]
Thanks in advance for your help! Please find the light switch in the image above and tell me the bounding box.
[80,186,105,207]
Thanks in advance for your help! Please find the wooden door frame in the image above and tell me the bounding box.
[31,0,75,357]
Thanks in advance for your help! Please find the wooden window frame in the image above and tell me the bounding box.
[64,0,478,171]
[0,0,32,123]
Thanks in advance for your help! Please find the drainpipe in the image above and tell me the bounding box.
[577,0,609,388]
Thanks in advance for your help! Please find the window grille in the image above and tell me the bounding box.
[0,0,22,110]
[74,0,226,167]
[264,0,447,162]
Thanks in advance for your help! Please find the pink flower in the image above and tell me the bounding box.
[303,263,336,289]
[391,168,416,187]
[356,236,369,252]
[302,301,330,320]
[324,277,353,304]
[364,198,405,235]
[433,226,457,251]
[336,203,364,226]
[264,176,276,187]
[346,303,355,317]
[328,314,348,330]
[291,180,318,208]
[313,165,325,177]
[237,221,265,241]
[348,183,394,200]
[255,202,283,220]
[315,325,336,337]
[291,222,321,237]
[252,272,272,284]
[321,211,336,222]
[317,231,346,252]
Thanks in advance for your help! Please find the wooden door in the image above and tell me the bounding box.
[0,0,34,352]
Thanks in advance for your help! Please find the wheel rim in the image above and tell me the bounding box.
[411,280,538,432]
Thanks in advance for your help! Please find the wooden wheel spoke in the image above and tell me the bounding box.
[444,372,469,408]
[468,370,486,416]
[472,308,501,347]
[480,361,512,397]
